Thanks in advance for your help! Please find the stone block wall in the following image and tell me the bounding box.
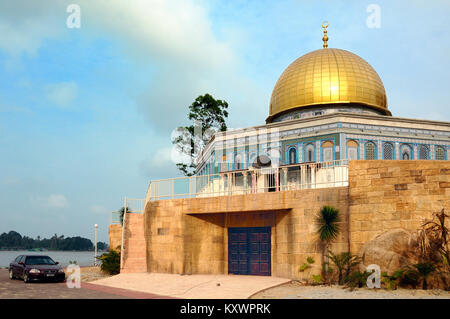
[349,160,450,254]
[117,160,450,278]
[142,187,349,280]
[121,213,147,273]
[108,224,122,251]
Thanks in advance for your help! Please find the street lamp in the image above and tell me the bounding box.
[94,224,98,266]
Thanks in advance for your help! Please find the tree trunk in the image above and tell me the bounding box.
[325,243,329,273]
[423,278,427,290]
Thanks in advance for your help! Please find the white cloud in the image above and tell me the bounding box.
[0,1,67,57]
[45,82,78,108]
[0,0,263,131]
[31,194,68,208]
[139,146,181,179]
[90,205,108,215]
[46,194,68,208]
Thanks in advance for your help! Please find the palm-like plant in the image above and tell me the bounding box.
[316,206,341,274]
[411,262,435,290]
[328,252,361,285]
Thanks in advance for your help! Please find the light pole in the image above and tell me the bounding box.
[94,224,98,266]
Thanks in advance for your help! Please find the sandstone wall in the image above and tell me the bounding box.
[349,160,450,254]
[143,187,349,280]
[108,224,122,251]
[118,160,450,279]
[121,213,147,273]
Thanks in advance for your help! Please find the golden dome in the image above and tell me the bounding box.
[267,48,390,122]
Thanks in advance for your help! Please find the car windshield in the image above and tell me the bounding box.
[25,256,56,265]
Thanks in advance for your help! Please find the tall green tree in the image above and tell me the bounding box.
[172,93,228,176]
[118,206,132,226]
[316,206,341,274]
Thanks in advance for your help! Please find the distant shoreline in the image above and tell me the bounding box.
[0,249,108,252]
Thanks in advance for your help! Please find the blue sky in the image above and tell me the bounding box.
[0,0,449,243]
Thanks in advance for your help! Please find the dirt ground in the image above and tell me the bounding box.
[80,266,111,282]
[250,281,450,299]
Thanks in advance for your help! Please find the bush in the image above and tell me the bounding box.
[97,249,120,275]
[345,270,372,290]
[299,256,315,272]
[382,269,405,290]
[400,270,420,289]
[312,274,323,285]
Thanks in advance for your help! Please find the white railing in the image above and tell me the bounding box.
[145,159,349,202]
[110,211,122,224]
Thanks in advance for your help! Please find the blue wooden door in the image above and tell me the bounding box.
[228,227,271,276]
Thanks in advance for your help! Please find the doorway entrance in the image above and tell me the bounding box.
[228,227,271,276]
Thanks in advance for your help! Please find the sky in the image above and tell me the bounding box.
[0,0,449,243]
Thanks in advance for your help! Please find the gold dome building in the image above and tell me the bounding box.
[114,24,450,278]
[191,23,449,175]
[268,47,390,122]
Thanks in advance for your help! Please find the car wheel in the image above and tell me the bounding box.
[23,272,29,283]
[9,269,15,280]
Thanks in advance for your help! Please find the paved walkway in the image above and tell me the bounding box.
[90,273,291,299]
[0,269,168,299]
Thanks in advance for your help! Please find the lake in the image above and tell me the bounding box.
[0,250,106,268]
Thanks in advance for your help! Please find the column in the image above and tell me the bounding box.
[311,163,316,188]
[299,165,304,190]
[220,173,225,196]
[395,142,400,160]
[275,168,279,191]
[242,171,248,194]
[282,168,288,191]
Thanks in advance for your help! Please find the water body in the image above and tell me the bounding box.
[0,250,106,268]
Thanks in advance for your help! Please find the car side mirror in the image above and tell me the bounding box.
[55,262,59,265]
[18,262,24,266]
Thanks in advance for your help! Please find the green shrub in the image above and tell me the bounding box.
[97,249,120,275]
[345,270,372,290]
[400,270,420,289]
[312,274,323,285]
[328,251,361,285]
[410,262,436,290]
[382,269,405,290]
[299,256,315,272]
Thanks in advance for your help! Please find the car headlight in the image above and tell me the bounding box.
[58,269,65,273]
[29,269,41,274]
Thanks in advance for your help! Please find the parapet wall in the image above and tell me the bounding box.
[108,224,122,251]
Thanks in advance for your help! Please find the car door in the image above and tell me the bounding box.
[16,256,26,277]
[11,255,22,276]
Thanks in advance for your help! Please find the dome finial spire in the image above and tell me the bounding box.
[322,21,329,48]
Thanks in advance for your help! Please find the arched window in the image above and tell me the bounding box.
[347,140,358,160]
[322,141,334,162]
[419,145,429,160]
[401,144,412,160]
[365,142,376,160]
[305,144,315,162]
[436,146,445,160]
[288,147,297,164]
[235,154,243,170]
[383,143,394,160]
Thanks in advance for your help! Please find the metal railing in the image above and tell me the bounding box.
[145,159,349,202]
[110,211,122,224]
